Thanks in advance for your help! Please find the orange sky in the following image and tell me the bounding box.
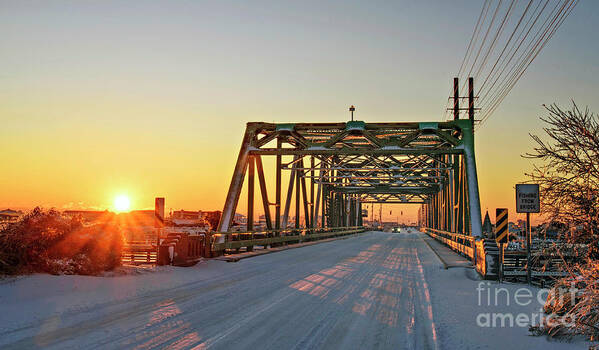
[1,1,597,225]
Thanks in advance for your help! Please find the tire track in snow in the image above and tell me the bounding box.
[1,231,446,349]
[414,239,440,350]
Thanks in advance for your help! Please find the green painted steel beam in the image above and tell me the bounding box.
[250,148,464,156]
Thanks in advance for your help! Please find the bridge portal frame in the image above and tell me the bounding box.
[217,119,482,242]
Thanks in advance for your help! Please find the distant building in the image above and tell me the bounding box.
[126,210,157,226]
[172,210,201,220]
[0,209,22,223]
[517,219,527,232]
[171,210,203,226]
[257,214,268,230]
[63,210,114,223]
[508,221,521,234]
[234,213,246,223]
[168,210,222,231]
[203,211,222,231]
[540,221,566,240]
[63,209,160,226]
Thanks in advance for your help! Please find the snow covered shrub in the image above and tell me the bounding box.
[0,207,124,275]
[532,260,599,340]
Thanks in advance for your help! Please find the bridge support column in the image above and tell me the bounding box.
[217,128,252,238]
[275,138,282,231]
[461,121,483,238]
[247,156,255,232]
[282,156,297,229]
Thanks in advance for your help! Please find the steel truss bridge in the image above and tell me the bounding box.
[216,82,484,247]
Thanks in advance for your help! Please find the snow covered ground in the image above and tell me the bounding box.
[0,230,590,349]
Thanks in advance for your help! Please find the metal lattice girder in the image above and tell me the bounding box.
[359,193,428,204]
[250,121,463,155]
[217,119,482,240]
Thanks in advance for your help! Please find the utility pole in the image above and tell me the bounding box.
[453,77,459,120]
[451,77,475,125]
[469,77,474,127]
[526,212,532,285]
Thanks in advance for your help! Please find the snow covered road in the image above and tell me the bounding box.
[0,230,588,349]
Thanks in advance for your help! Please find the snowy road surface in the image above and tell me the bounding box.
[0,230,587,349]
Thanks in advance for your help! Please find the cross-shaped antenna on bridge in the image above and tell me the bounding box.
[349,105,355,121]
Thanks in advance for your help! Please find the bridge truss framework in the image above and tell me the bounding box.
[217,116,483,240]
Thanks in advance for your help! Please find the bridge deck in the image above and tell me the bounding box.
[0,230,584,349]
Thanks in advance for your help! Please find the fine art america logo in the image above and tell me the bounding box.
[476,282,576,328]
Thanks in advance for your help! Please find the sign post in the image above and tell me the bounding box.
[495,208,508,283]
[516,184,540,285]
[155,197,165,252]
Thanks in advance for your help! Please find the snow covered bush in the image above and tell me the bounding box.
[0,207,124,275]
[532,260,599,340]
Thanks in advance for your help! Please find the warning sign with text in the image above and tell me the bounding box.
[516,184,540,213]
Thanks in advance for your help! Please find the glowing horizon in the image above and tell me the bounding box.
[1,1,597,225]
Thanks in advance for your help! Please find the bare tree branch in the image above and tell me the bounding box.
[524,102,599,254]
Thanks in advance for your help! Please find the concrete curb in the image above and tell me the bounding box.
[421,234,448,269]
[420,234,474,270]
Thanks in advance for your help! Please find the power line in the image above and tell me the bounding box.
[477,0,578,127]
[478,0,558,113]
[446,0,577,126]
[477,0,574,126]
[476,0,547,105]
[478,0,534,93]
[457,0,491,79]
[444,0,490,121]
[479,0,576,126]
[471,0,518,85]
[461,0,503,92]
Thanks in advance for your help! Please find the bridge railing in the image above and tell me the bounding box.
[122,241,158,265]
[424,228,475,260]
[424,227,584,284]
[211,226,366,254]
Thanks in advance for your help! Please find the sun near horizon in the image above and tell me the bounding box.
[113,195,131,213]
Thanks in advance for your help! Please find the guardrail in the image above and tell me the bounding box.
[157,233,207,266]
[423,228,497,279]
[424,227,583,284]
[212,226,366,254]
[501,250,579,286]
[122,241,158,264]
[424,228,475,260]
